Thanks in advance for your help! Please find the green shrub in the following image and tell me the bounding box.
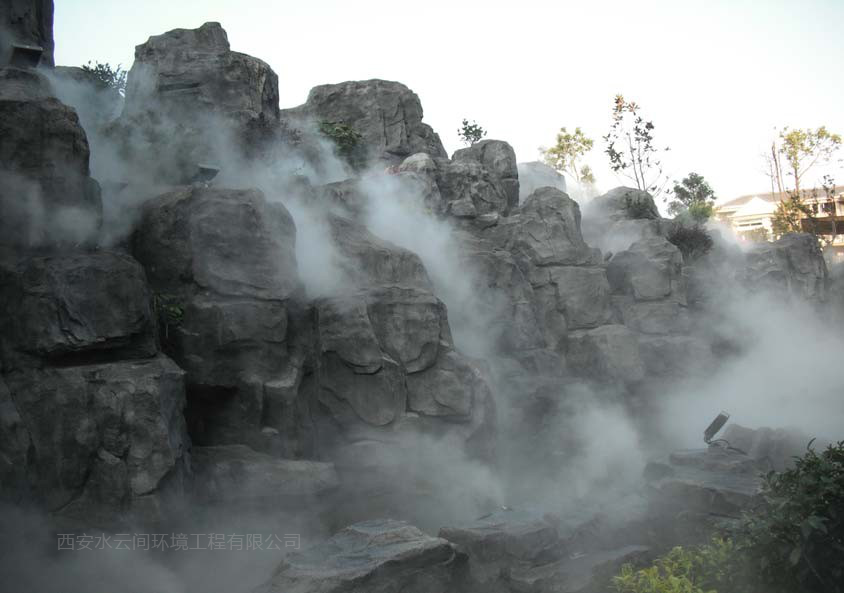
[736,440,844,593]
[613,539,738,593]
[318,121,365,168]
[81,61,127,96]
[667,223,713,262]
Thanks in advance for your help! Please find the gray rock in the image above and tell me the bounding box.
[453,140,520,214]
[613,296,691,335]
[1,355,189,524]
[132,186,307,452]
[741,233,827,303]
[286,79,446,168]
[0,375,30,500]
[567,325,644,384]
[517,161,567,203]
[607,237,685,303]
[585,187,660,223]
[257,519,462,593]
[435,158,510,218]
[637,335,712,378]
[720,423,813,472]
[499,187,601,267]
[439,508,562,587]
[115,22,282,183]
[191,444,338,504]
[0,67,101,249]
[532,266,612,333]
[0,251,157,370]
[0,0,54,67]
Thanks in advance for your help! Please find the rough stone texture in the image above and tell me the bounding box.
[453,140,519,214]
[0,67,102,249]
[435,158,513,218]
[1,355,189,524]
[132,186,309,454]
[115,22,282,183]
[439,508,562,588]
[637,335,712,378]
[741,233,827,303]
[0,251,157,370]
[0,0,54,67]
[257,519,463,593]
[607,237,686,303]
[286,79,447,168]
[645,446,763,518]
[585,186,660,222]
[612,297,691,336]
[125,21,278,123]
[494,187,600,267]
[581,187,666,255]
[720,424,813,472]
[567,325,645,384]
[191,444,338,504]
[517,161,567,203]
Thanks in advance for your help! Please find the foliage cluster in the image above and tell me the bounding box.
[319,121,365,168]
[614,442,844,593]
[669,173,716,223]
[540,126,595,184]
[81,61,127,96]
[458,118,487,146]
[667,223,713,262]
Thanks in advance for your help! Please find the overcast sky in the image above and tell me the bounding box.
[54,0,844,201]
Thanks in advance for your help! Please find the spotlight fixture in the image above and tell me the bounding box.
[703,411,730,445]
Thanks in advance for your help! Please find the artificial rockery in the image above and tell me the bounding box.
[0,7,831,593]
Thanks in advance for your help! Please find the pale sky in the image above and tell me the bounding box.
[54,0,844,201]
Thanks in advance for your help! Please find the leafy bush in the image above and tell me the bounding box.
[613,539,738,593]
[81,61,127,96]
[667,223,713,262]
[623,193,658,219]
[319,121,365,168]
[458,118,487,146]
[153,293,185,339]
[736,440,844,593]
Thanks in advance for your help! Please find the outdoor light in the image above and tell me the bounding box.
[191,164,220,185]
[703,411,730,444]
[9,44,43,68]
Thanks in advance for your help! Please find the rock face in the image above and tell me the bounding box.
[0,67,102,249]
[0,0,54,67]
[0,251,157,369]
[2,355,189,525]
[741,233,827,303]
[258,519,463,593]
[517,161,567,203]
[115,22,282,183]
[287,79,447,168]
[132,186,309,455]
[567,325,645,385]
[192,444,338,504]
[313,215,495,456]
[452,140,520,215]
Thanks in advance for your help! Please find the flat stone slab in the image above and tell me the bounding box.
[257,519,461,593]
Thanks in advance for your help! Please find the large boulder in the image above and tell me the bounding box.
[741,233,827,303]
[452,140,519,214]
[0,0,54,67]
[0,355,189,525]
[132,186,308,454]
[0,67,102,249]
[115,22,282,183]
[582,187,665,254]
[286,79,447,168]
[0,251,157,370]
[517,161,567,203]
[257,519,464,593]
[607,237,686,303]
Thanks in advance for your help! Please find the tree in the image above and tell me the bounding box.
[458,119,487,146]
[604,94,670,199]
[668,172,716,222]
[771,194,812,236]
[540,126,595,184]
[81,61,127,96]
[778,126,841,194]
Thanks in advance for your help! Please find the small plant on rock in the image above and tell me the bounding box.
[81,61,127,96]
[458,118,487,146]
[319,121,365,168]
[667,222,713,262]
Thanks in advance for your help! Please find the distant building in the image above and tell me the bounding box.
[715,187,844,257]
